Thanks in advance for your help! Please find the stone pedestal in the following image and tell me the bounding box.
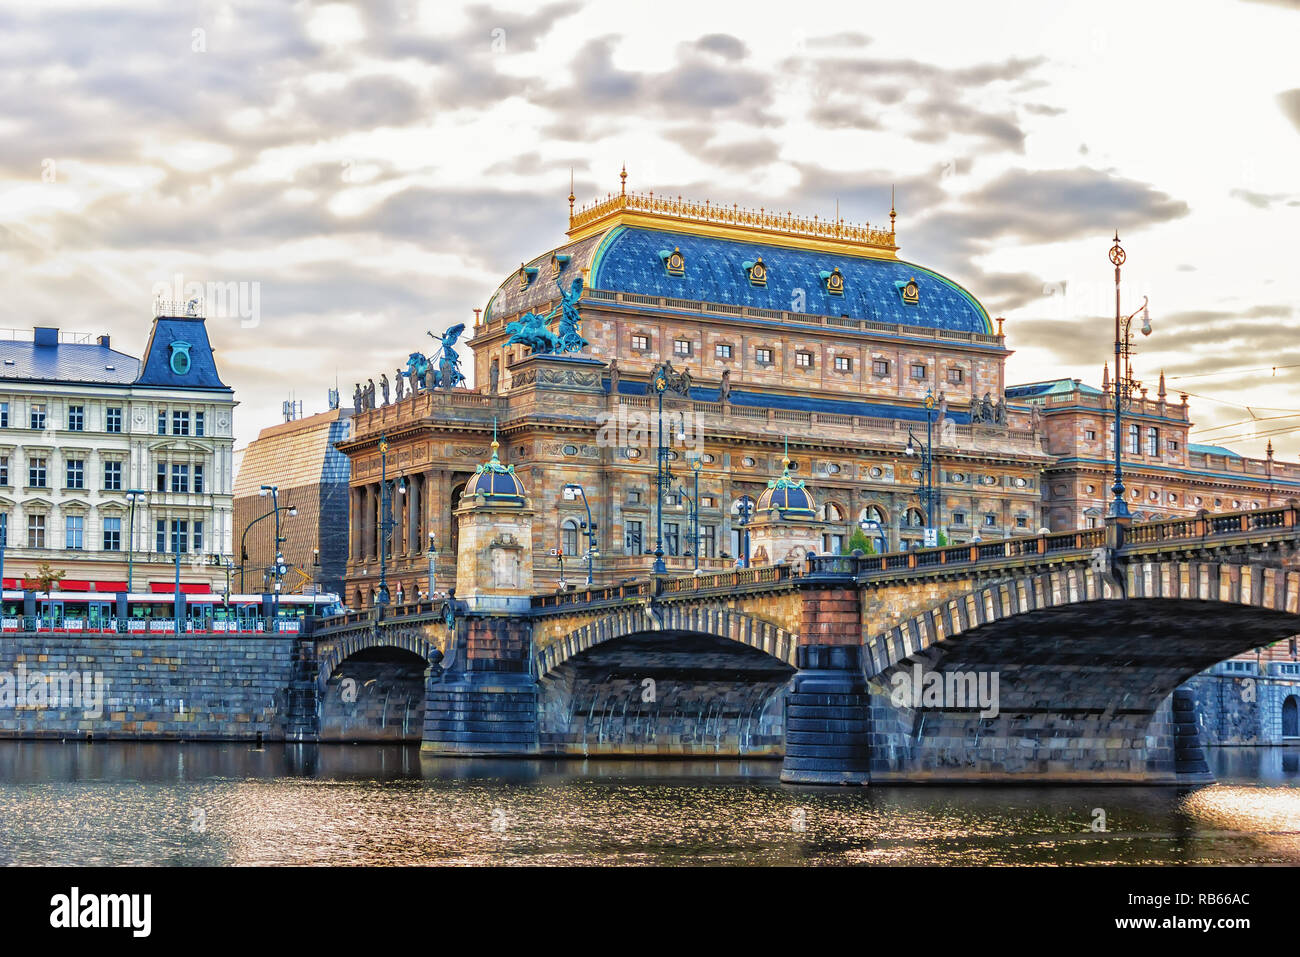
[749,517,825,566]
[453,506,535,614]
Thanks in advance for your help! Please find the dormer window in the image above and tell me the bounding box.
[743,256,767,286]
[518,263,538,287]
[820,267,844,295]
[551,253,571,277]
[169,341,192,376]
[660,246,685,277]
[897,277,920,305]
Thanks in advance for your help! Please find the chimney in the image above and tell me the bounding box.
[33,327,58,347]
[97,334,111,349]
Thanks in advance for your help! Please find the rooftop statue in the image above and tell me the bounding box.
[506,278,587,356]
[406,323,468,390]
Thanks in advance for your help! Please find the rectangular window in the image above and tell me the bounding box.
[715,344,732,359]
[796,351,813,368]
[953,511,967,526]
[193,520,203,553]
[947,368,964,384]
[157,410,167,435]
[1127,423,1140,454]
[631,335,649,350]
[103,517,122,552]
[172,411,190,436]
[700,496,715,509]
[170,519,188,554]
[755,347,773,364]
[1016,516,1029,528]
[0,455,7,486]
[665,522,680,556]
[0,514,6,548]
[27,456,46,488]
[1168,439,1180,452]
[65,515,83,550]
[872,358,890,377]
[910,363,927,380]
[103,460,122,491]
[984,513,997,527]
[625,520,643,554]
[30,403,46,430]
[156,463,166,492]
[193,464,204,494]
[1146,426,1159,457]
[194,411,205,437]
[700,525,717,558]
[65,459,84,489]
[673,339,691,357]
[627,490,641,505]
[171,464,189,493]
[834,356,852,372]
[0,401,8,428]
[156,519,166,553]
[105,407,123,433]
[1085,429,1097,441]
[27,514,45,549]
[67,405,84,431]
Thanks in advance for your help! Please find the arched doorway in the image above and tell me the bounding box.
[1283,695,1299,739]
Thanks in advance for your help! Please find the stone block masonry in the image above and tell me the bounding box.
[0,636,297,740]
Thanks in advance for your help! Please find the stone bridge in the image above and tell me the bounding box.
[300,505,1300,784]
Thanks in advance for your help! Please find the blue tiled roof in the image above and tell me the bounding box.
[1188,443,1242,458]
[612,378,971,425]
[589,226,991,334]
[135,317,231,391]
[1006,379,1104,399]
[0,340,139,385]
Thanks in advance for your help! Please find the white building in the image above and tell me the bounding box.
[0,309,236,593]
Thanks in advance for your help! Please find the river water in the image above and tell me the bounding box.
[1,743,1298,865]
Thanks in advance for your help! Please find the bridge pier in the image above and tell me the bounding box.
[422,616,539,755]
[781,581,873,784]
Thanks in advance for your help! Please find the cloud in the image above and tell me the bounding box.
[1277,88,1300,132]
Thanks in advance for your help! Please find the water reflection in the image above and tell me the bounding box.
[0,743,1297,866]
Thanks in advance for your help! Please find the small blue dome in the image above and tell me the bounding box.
[756,456,817,521]
[463,438,527,507]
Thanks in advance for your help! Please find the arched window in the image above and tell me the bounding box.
[904,508,925,528]
[819,502,845,523]
[859,505,887,525]
[561,519,579,557]
[1284,695,1299,738]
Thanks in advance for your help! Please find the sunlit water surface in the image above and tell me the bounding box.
[1,743,1299,865]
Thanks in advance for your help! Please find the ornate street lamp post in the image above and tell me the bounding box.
[125,489,147,592]
[562,483,599,586]
[652,368,670,574]
[1106,233,1152,521]
[374,435,405,610]
[732,495,755,569]
[426,531,437,600]
[904,390,938,543]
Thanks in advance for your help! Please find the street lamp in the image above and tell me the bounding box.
[125,489,147,592]
[652,368,672,574]
[677,484,699,573]
[904,390,937,543]
[562,483,599,586]
[258,485,298,623]
[373,436,405,610]
[425,532,437,600]
[732,495,755,569]
[858,518,886,556]
[240,499,295,592]
[1107,232,1152,521]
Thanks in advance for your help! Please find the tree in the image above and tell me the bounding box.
[24,562,65,594]
[843,528,876,555]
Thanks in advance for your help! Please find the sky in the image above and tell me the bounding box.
[1,0,1298,457]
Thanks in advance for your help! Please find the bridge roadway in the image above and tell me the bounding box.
[309,504,1300,784]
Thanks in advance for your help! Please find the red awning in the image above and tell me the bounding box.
[148,582,211,595]
[59,580,92,591]
[2,578,19,590]
[93,581,127,592]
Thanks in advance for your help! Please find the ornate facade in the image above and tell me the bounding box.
[339,177,1053,608]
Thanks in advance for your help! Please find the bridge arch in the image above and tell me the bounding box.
[315,624,442,696]
[867,559,1300,679]
[536,602,797,677]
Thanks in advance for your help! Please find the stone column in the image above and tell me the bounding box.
[349,486,362,566]
[407,473,421,557]
[364,484,377,561]
[780,574,872,784]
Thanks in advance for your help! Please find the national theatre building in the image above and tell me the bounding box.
[338,173,1298,609]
